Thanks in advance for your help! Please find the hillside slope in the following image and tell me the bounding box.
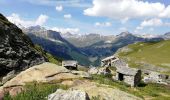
[0,14,47,78]
[117,40,170,75]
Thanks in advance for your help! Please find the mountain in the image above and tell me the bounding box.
[62,33,115,47]
[24,26,164,66]
[116,40,170,75]
[162,32,170,40]
[79,32,163,66]
[23,26,91,66]
[0,14,47,78]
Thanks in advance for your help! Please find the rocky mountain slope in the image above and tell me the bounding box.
[116,40,170,75]
[0,14,47,79]
[23,26,91,66]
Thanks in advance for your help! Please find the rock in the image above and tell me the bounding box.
[3,62,69,87]
[0,87,4,100]
[71,71,91,79]
[2,70,15,84]
[88,67,98,75]
[71,80,142,100]
[8,86,23,96]
[0,13,47,79]
[98,67,111,75]
[88,67,111,75]
[143,71,169,85]
[48,89,90,100]
[2,62,92,97]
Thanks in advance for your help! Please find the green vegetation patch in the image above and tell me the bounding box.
[91,74,170,99]
[4,82,68,100]
[118,40,170,74]
[34,44,62,65]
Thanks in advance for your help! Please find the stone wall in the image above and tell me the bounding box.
[124,75,135,87]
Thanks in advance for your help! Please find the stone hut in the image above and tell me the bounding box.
[62,60,78,70]
[114,67,141,87]
[101,56,119,67]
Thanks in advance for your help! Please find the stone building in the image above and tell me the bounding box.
[62,60,78,70]
[114,67,141,87]
[101,56,119,67]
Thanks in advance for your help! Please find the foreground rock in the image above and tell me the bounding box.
[1,62,90,97]
[71,80,141,100]
[0,13,46,79]
[48,89,90,100]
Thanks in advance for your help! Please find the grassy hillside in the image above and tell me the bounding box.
[117,40,170,75]
[34,44,62,65]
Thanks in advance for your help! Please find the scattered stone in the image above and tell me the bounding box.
[88,67,111,75]
[48,89,90,100]
[143,71,169,85]
[88,67,98,75]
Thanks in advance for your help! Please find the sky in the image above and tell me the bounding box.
[0,0,170,35]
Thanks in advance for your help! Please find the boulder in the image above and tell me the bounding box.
[48,89,90,100]
[1,62,91,98]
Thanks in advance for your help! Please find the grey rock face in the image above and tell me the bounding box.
[0,13,47,79]
[48,89,90,100]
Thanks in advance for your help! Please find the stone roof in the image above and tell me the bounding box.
[102,56,117,62]
[62,60,78,67]
[116,67,140,76]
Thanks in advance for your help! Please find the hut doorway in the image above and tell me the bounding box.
[118,73,124,81]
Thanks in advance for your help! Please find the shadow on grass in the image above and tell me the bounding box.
[138,82,147,87]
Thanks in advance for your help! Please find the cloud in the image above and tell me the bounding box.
[35,14,49,26]
[7,13,48,28]
[136,18,170,30]
[20,0,91,8]
[95,22,112,27]
[56,5,63,12]
[64,14,72,19]
[141,18,163,27]
[51,27,79,34]
[84,0,170,20]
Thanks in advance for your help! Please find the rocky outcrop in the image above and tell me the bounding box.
[0,13,46,79]
[48,89,90,100]
[0,62,91,97]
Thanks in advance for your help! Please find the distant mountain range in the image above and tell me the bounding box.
[23,26,167,66]
[23,26,91,66]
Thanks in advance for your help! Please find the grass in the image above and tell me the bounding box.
[68,51,91,66]
[118,40,170,74]
[4,82,69,100]
[91,74,170,99]
[34,44,62,65]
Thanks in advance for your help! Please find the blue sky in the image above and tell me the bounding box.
[0,0,170,35]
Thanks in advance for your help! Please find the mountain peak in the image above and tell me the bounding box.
[117,31,132,37]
